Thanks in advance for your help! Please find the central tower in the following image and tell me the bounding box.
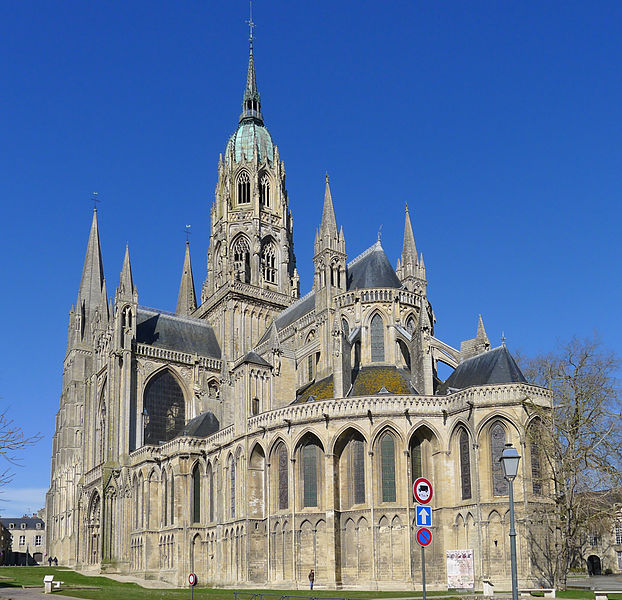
[197,35,298,363]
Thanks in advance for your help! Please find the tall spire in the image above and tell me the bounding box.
[176,241,197,316]
[118,244,136,299]
[320,174,338,239]
[401,203,418,266]
[77,209,106,311]
[240,1,263,124]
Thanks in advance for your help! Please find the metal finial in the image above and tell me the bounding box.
[405,203,409,214]
[183,224,192,244]
[247,0,255,47]
[91,192,100,211]
[501,331,506,347]
[377,224,383,242]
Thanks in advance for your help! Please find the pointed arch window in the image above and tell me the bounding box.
[342,318,349,338]
[350,437,366,505]
[237,171,250,204]
[162,471,168,526]
[491,423,508,496]
[411,438,422,483]
[302,442,321,507]
[370,314,385,362]
[459,428,472,500]
[406,316,415,334]
[259,173,270,207]
[170,472,175,525]
[276,442,289,510]
[207,464,214,522]
[229,456,236,518]
[262,243,277,284]
[380,433,396,502]
[529,422,543,495]
[143,371,185,445]
[232,237,251,283]
[192,464,201,523]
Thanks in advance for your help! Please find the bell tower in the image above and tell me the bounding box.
[196,29,297,363]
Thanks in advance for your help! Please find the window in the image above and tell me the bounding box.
[370,314,385,362]
[459,429,472,500]
[192,464,201,523]
[19,535,25,545]
[350,437,365,505]
[8,523,14,529]
[308,354,314,382]
[237,171,250,204]
[232,237,251,283]
[20,523,26,529]
[251,397,260,415]
[35,535,42,546]
[277,443,289,510]
[143,371,185,445]
[302,442,320,508]
[259,173,270,207]
[491,423,508,496]
[170,472,175,525]
[406,316,415,334]
[530,428,542,495]
[207,464,214,522]
[380,433,396,502]
[411,438,422,483]
[162,472,168,527]
[36,523,42,530]
[588,534,600,546]
[262,244,277,283]
[341,318,349,338]
[230,456,236,518]
[617,551,622,570]
[615,521,622,545]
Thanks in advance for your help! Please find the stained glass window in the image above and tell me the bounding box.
[143,371,185,445]
[351,438,365,505]
[192,464,201,523]
[303,443,318,507]
[170,473,175,525]
[208,465,214,522]
[460,429,472,500]
[162,472,168,526]
[277,443,288,510]
[491,423,508,496]
[381,434,396,502]
[371,314,385,362]
[230,457,236,518]
[411,438,422,483]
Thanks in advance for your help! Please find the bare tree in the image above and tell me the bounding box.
[521,336,622,588]
[0,409,41,489]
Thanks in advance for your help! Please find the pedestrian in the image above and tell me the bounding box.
[48,556,52,567]
[53,557,58,566]
[308,569,315,590]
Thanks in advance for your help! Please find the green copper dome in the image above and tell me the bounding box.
[225,40,274,164]
[225,120,274,164]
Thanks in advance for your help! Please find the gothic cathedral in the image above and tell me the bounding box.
[47,34,552,590]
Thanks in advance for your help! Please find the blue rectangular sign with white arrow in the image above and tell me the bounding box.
[416,505,432,527]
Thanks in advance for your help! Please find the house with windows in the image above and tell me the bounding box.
[0,516,46,564]
[46,31,553,589]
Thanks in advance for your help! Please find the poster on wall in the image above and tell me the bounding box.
[446,549,474,589]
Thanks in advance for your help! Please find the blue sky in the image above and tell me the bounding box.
[0,1,621,516]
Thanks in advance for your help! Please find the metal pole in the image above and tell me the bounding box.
[421,545,427,600]
[508,478,519,600]
[191,585,193,600]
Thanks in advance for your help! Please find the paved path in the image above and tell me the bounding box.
[0,587,78,600]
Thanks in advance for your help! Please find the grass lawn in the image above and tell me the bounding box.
[0,567,611,600]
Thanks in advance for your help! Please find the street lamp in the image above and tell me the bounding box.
[500,443,521,600]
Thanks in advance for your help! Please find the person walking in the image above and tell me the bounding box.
[308,569,315,590]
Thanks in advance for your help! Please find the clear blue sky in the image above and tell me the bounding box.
[0,1,621,516]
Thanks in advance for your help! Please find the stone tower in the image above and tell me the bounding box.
[196,37,297,363]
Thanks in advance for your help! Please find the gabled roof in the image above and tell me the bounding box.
[178,411,220,438]
[441,345,526,393]
[240,351,272,367]
[136,307,221,358]
[347,241,402,290]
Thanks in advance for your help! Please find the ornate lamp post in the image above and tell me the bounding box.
[500,443,521,600]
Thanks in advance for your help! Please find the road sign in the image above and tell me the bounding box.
[413,477,433,504]
[416,505,432,527]
[188,573,197,586]
[416,527,433,547]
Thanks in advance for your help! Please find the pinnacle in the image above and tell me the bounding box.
[320,174,338,238]
[176,241,197,316]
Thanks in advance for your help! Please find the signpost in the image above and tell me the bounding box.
[413,478,434,600]
[188,572,197,599]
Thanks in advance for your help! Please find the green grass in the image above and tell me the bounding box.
[0,567,610,600]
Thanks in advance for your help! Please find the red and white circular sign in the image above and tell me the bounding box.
[413,477,433,504]
[416,526,433,547]
[188,572,197,586]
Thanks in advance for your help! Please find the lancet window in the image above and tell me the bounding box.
[229,455,236,518]
[529,421,543,495]
[233,237,251,283]
[237,171,250,204]
[276,442,289,510]
[192,464,201,523]
[259,173,270,207]
[459,428,472,500]
[491,423,508,496]
[301,441,321,507]
[143,371,185,445]
[370,314,385,362]
[262,244,277,283]
[380,433,396,502]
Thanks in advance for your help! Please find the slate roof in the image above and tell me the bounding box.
[295,376,334,403]
[346,242,402,290]
[136,307,221,358]
[240,351,272,367]
[441,346,526,393]
[178,412,220,438]
[0,518,44,530]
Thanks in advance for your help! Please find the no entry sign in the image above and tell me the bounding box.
[188,572,197,586]
[413,477,433,504]
[416,527,433,547]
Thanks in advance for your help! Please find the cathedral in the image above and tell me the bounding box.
[46,33,553,590]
